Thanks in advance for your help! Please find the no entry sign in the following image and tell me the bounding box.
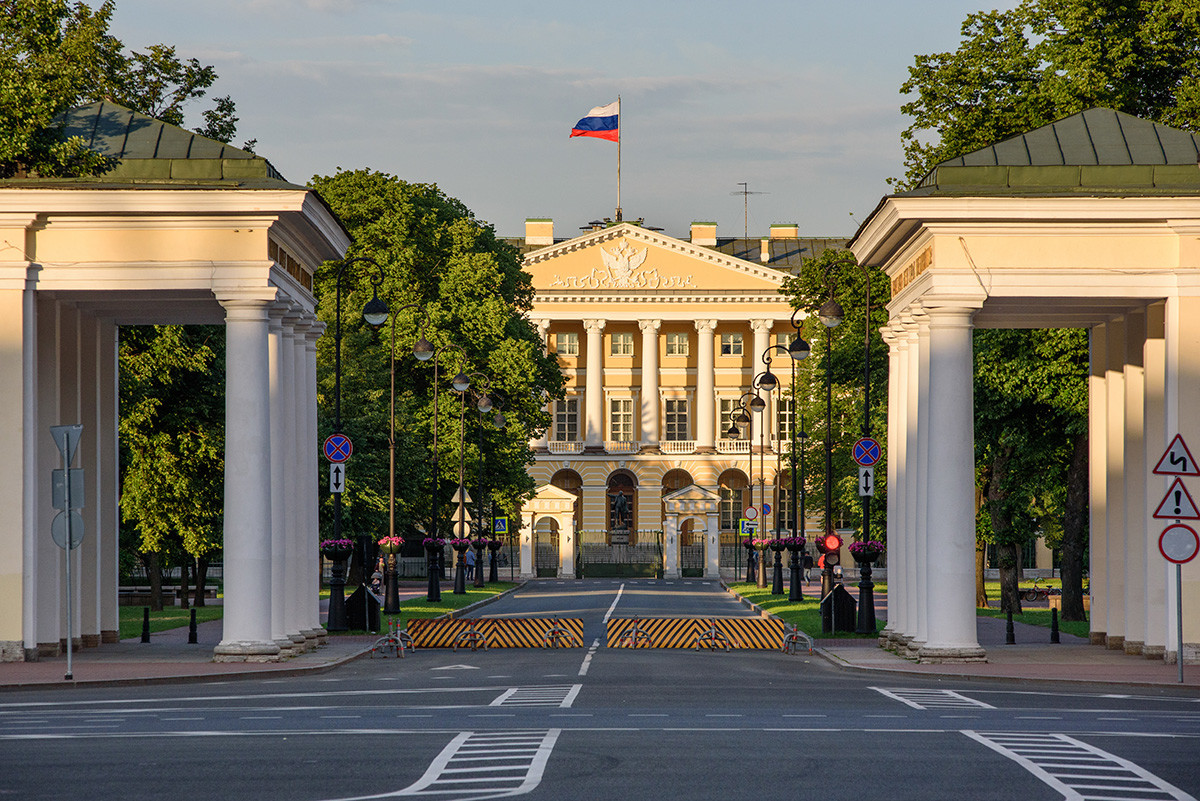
[1159,523,1200,564]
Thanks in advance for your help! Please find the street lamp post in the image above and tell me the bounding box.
[473,393,504,589]
[818,293,844,599]
[759,332,809,596]
[452,372,491,595]
[414,337,470,602]
[728,394,754,583]
[753,359,781,594]
[796,416,809,599]
[325,257,388,632]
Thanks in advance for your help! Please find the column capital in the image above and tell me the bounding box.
[749,318,774,334]
[532,318,551,334]
[583,319,607,334]
[639,318,662,333]
[694,319,718,333]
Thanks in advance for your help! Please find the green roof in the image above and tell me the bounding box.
[912,108,1200,195]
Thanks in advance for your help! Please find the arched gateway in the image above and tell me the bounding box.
[851,108,1200,664]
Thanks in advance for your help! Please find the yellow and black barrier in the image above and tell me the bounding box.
[606,617,785,649]
[407,617,584,648]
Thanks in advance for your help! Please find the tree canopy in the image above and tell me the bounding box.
[309,169,564,548]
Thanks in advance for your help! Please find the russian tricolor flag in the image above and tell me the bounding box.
[570,101,619,141]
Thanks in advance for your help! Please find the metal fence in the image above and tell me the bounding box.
[576,529,662,578]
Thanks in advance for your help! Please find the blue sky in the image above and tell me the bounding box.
[109,1,1014,240]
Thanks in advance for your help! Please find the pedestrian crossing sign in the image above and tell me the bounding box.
[493,516,509,535]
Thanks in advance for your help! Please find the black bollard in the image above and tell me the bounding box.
[1050,607,1060,644]
[188,608,198,644]
[1005,609,1015,645]
[140,607,151,643]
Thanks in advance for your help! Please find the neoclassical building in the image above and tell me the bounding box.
[507,220,844,579]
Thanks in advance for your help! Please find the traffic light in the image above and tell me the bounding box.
[816,533,843,566]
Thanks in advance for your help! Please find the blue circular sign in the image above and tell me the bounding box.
[323,433,353,463]
[853,437,881,467]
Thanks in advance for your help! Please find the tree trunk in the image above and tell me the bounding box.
[1059,431,1089,621]
[987,445,1023,614]
[975,485,988,607]
[194,556,209,607]
[143,551,163,612]
[998,542,1022,614]
[179,556,190,610]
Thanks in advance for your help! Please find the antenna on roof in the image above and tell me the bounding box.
[730,182,768,238]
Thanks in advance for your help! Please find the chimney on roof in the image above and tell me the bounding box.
[770,223,799,239]
[690,221,717,246]
[525,218,554,246]
[760,237,771,263]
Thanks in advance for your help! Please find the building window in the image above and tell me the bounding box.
[609,398,634,441]
[719,485,745,530]
[610,332,634,356]
[666,332,689,356]
[554,398,578,441]
[720,333,743,355]
[719,398,740,438]
[664,399,689,441]
[555,332,579,356]
[777,397,795,442]
[776,481,795,533]
[776,331,796,348]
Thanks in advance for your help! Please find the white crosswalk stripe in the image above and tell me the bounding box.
[965,731,1197,801]
[871,687,996,710]
[490,685,581,708]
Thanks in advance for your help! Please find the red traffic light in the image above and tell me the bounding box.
[817,533,842,554]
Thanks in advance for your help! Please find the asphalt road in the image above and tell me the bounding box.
[2,580,1197,801]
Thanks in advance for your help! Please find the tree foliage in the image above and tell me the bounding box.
[309,169,564,551]
[896,0,1200,189]
[0,0,251,178]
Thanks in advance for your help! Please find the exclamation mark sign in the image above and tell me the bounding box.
[1175,489,1183,516]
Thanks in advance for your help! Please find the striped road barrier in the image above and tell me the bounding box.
[605,617,785,649]
[408,617,584,649]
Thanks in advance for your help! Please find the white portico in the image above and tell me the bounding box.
[852,108,1200,664]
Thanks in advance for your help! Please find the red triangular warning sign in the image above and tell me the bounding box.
[1154,478,1200,520]
[1153,434,1200,476]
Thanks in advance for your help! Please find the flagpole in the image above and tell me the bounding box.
[615,94,622,222]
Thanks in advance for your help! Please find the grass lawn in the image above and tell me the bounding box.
[118,604,224,640]
[334,582,519,635]
[727,582,882,639]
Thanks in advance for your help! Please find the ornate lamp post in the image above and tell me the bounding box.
[728,394,754,583]
[474,394,505,588]
[451,372,491,594]
[817,293,844,599]
[413,336,470,602]
[753,361,782,594]
[324,257,388,632]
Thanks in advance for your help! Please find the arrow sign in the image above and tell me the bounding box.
[329,463,345,494]
[858,466,875,497]
[1153,478,1200,520]
[1153,434,1200,476]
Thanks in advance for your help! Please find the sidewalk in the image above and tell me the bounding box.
[816,615,1200,689]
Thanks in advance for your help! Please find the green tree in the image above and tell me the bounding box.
[308,169,564,575]
[119,326,225,610]
[0,0,251,178]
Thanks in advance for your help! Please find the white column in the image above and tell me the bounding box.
[1143,303,1167,659]
[882,323,906,645]
[917,305,985,662]
[750,320,772,444]
[305,321,326,642]
[533,320,551,450]
[97,320,119,643]
[282,311,309,651]
[902,310,923,652]
[1105,316,1127,649]
[639,319,661,449]
[34,296,62,655]
[266,306,294,655]
[558,513,576,579]
[214,294,281,662]
[1123,310,1146,655]
[1088,325,1109,644]
[78,311,100,647]
[519,513,535,580]
[704,513,720,579]
[696,320,717,450]
[662,514,680,579]
[583,319,606,450]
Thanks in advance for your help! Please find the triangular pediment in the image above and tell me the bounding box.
[662,484,721,504]
[532,483,579,503]
[524,223,787,293]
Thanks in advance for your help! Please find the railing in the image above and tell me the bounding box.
[605,441,639,454]
[547,440,584,454]
[661,440,696,454]
[716,439,750,454]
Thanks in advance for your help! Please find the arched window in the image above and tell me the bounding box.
[550,469,583,533]
[660,468,693,522]
[718,469,749,532]
[607,470,637,544]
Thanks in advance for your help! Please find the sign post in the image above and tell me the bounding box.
[1159,523,1198,683]
[1154,433,1200,682]
[49,424,83,681]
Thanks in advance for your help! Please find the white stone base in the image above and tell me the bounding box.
[304,628,327,647]
[917,645,988,664]
[289,632,309,652]
[0,641,23,662]
[212,640,283,663]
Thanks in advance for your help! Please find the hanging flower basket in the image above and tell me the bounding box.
[422,537,445,553]
[486,539,503,552]
[849,540,884,563]
[377,535,403,555]
[448,537,472,552]
[319,538,354,560]
[781,536,807,552]
[751,537,771,551]
[768,539,787,552]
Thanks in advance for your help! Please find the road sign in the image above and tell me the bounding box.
[51,469,85,510]
[329,463,345,493]
[743,506,758,520]
[50,424,83,466]
[1153,434,1200,476]
[762,502,772,516]
[739,518,758,535]
[858,466,875,497]
[493,516,509,535]
[1153,478,1200,520]
[853,437,882,467]
[1159,523,1199,564]
[51,510,84,550]
[323,433,353,463]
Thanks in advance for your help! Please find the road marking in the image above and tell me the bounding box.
[965,731,1198,801]
[490,685,581,708]
[603,584,625,622]
[578,638,600,677]
[872,687,996,710]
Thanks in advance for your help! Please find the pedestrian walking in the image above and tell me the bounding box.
[464,547,476,581]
